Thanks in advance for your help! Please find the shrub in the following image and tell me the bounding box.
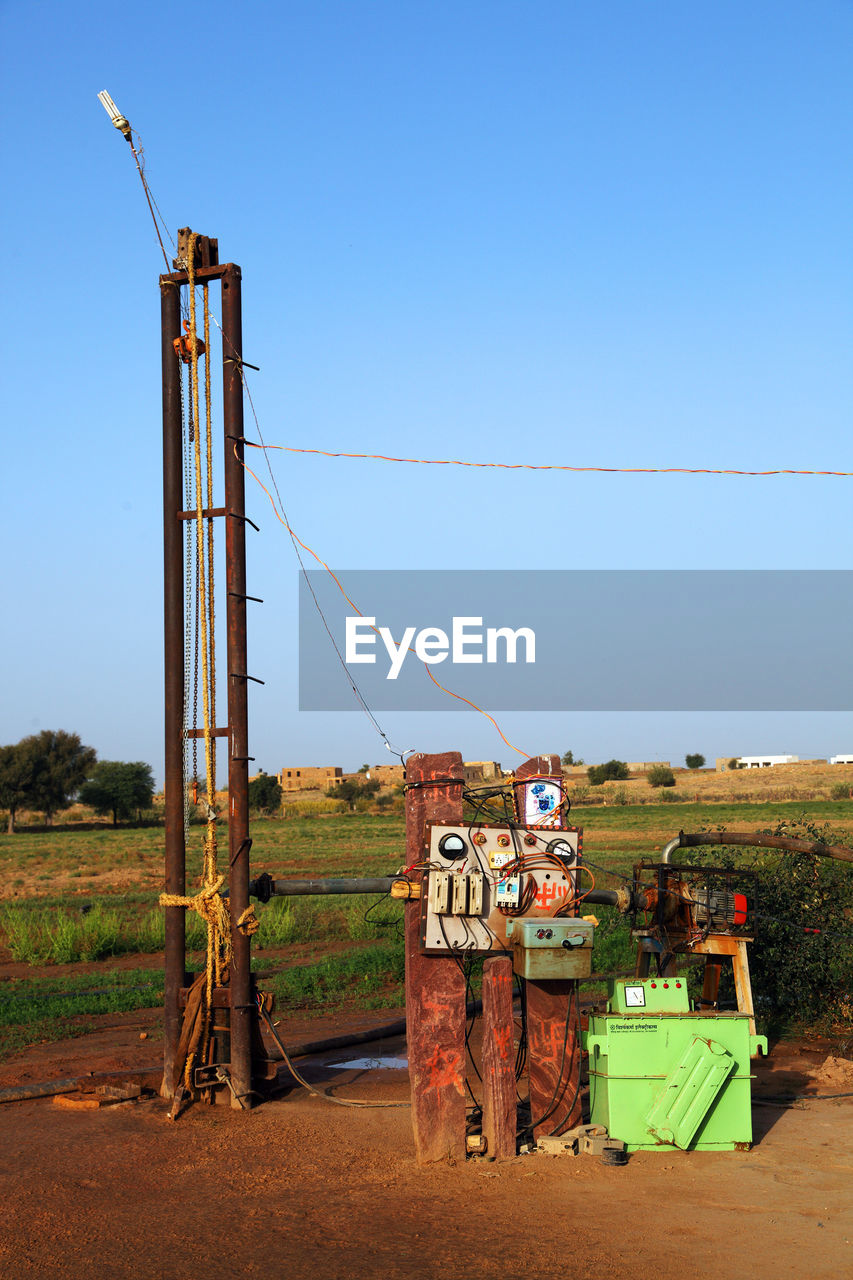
[690,819,853,1034]
[648,764,676,788]
[727,758,740,770]
[325,777,380,811]
[248,773,282,814]
[608,786,629,805]
[830,782,850,801]
[587,760,629,786]
[685,753,705,770]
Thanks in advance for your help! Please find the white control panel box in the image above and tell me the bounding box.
[419,822,583,955]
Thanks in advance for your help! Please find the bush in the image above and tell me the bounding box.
[690,819,853,1034]
[685,753,705,770]
[727,758,740,770]
[647,764,676,788]
[248,773,282,814]
[587,760,629,786]
[608,786,630,805]
[830,782,850,801]
[325,777,380,811]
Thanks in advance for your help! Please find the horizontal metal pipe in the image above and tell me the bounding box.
[661,831,853,864]
[261,877,399,897]
[583,888,623,908]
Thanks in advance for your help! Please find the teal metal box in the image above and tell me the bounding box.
[584,978,767,1152]
[506,918,594,980]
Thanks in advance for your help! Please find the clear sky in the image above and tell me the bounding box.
[1,1,851,783]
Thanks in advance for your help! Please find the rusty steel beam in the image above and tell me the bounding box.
[160,276,185,1100]
[404,751,467,1163]
[222,263,253,1110]
[161,263,230,287]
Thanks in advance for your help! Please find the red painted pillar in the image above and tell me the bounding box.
[516,754,582,1138]
[480,954,517,1158]
[404,751,467,1163]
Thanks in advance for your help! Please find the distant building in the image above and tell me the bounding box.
[361,765,405,785]
[462,761,503,784]
[279,765,342,792]
[831,754,853,765]
[734,755,800,770]
[627,762,670,773]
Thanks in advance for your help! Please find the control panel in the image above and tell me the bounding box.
[506,917,595,980]
[609,978,690,1015]
[419,822,583,955]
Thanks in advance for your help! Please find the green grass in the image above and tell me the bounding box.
[262,941,405,1011]
[0,968,164,1057]
[0,902,207,964]
[255,893,400,950]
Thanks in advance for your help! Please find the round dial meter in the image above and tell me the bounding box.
[437,832,467,861]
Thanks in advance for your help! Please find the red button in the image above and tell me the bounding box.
[650,982,657,988]
[676,982,682,988]
[663,982,669,988]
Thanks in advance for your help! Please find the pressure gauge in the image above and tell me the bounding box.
[437,832,467,862]
[546,838,577,866]
[624,985,646,1008]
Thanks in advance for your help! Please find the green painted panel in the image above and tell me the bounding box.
[644,1036,734,1149]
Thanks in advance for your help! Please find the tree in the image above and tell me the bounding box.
[79,761,154,826]
[587,760,629,786]
[562,750,584,767]
[326,777,380,811]
[29,730,97,823]
[647,763,676,788]
[248,773,283,814]
[0,740,41,833]
[357,764,370,774]
[685,753,706,770]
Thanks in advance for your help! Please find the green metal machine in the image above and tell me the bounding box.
[584,977,767,1152]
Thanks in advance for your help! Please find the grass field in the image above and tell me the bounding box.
[1,798,850,1059]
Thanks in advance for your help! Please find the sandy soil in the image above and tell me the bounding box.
[1,1013,852,1280]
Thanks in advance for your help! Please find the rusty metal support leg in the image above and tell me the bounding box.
[161,277,185,1099]
[481,954,517,1159]
[701,956,723,1009]
[222,265,253,1109]
[404,752,467,1163]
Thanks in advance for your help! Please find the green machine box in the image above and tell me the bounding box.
[584,978,767,1152]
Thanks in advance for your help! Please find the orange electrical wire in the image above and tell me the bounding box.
[237,449,530,757]
[244,441,853,478]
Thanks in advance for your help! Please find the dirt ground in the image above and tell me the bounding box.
[1,1011,852,1280]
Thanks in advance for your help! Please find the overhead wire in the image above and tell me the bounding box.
[230,390,530,758]
[246,442,853,480]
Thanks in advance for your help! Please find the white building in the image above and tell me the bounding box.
[830,754,853,765]
[736,755,799,769]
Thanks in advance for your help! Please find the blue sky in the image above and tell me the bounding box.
[1,1,851,782]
